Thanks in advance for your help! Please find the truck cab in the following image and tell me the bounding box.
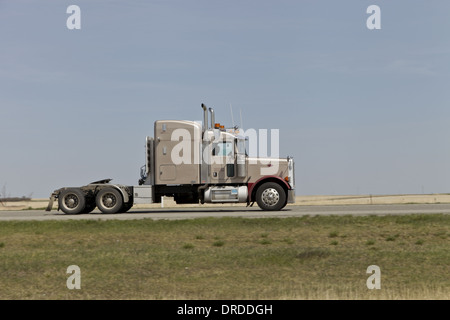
[138,104,295,211]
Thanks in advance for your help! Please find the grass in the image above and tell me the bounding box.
[212,240,225,247]
[259,239,272,245]
[328,231,339,238]
[0,214,448,299]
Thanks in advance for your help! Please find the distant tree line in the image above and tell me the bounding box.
[0,184,32,203]
[0,196,32,202]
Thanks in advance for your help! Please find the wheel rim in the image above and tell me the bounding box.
[101,193,117,208]
[261,188,280,206]
[64,194,79,209]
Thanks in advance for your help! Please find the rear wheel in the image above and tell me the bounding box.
[58,188,86,214]
[255,182,287,211]
[96,188,123,214]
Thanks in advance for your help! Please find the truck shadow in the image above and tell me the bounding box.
[47,208,292,215]
[124,208,292,214]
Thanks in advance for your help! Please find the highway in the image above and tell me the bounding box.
[1,203,450,221]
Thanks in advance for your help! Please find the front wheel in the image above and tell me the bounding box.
[96,188,124,214]
[255,182,287,211]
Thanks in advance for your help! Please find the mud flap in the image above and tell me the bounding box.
[45,192,58,212]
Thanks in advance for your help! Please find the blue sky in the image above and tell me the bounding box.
[1,0,449,198]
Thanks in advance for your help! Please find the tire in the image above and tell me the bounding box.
[58,188,86,214]
[96,187,124,214]
[255,182,287,211]
[121,201,133,213]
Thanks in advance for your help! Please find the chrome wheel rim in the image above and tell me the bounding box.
[102,193,117,208]
[64,194,79,209]
[261,188,280,206]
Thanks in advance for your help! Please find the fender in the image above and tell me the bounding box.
[110,185,130,203]
[248,175,291,202]
[88,181,130,203]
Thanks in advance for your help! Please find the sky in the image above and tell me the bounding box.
[1,0,450,198]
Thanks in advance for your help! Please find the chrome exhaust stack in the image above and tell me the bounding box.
[200,103,210,186]
[201,103,208,133]
[209,107,215,129]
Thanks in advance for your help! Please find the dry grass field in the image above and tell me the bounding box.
[0,214,448,300]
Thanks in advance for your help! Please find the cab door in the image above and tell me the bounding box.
[210,139,235,183]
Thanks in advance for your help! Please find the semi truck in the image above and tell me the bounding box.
[46,104,295,214]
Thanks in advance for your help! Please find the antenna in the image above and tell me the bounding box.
[239,108,243,130]
[230,103,235,128]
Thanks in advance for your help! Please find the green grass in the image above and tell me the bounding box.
[0,214,449,299]
[259,238,272,245]
[328,231,339,238]
[212,240,225,247]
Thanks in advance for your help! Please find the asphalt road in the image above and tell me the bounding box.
[1,203,450,221]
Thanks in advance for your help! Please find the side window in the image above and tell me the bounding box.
[224,141,233,156]
[212,141,233,156]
